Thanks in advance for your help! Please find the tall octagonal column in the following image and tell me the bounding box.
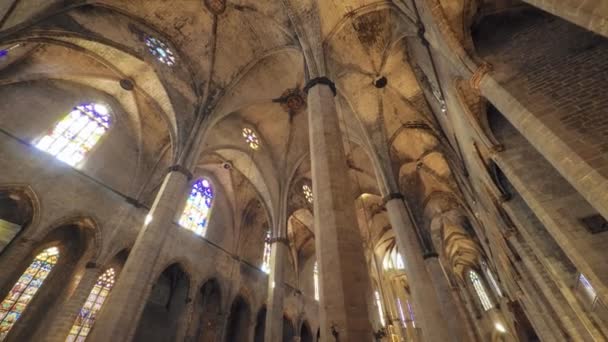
[87,167,191,342]
[384,194,453,342]
[306,77,374,341]
[264,237,288,342]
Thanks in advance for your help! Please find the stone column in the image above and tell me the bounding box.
[0,237,37,293]
[425,256,474,342]
[87,168,191,342]
[40,265,100,342]
[306,77,374,340]
[175,292,196,342]
[383,194,452,342]
[382,275,407,342]
[264,237,288,342]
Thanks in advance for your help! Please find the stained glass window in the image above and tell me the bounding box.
[482,262,503,298]
[303,185,313,204]
[66,268,115,342]
[145,36,175,66]
[313,262,319,301]
[179,179,214,236]
[469,270,493,311]
[396,298,407,328]
[0,44,19,60]
[0,247,59,340]
[578,273,597,300]
[261,230,271,274]
[35,103,111,167]
[374,291,386,327]
[242,128,260,150]
[406,300,416,327]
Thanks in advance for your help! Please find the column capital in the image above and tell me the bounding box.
[382,192,404,205]
[469,62,493,90]
[423,251,439,259]
[85,261,99,269]
[167,164,193,180]
[268,237,290,246]
[304,76,337,96]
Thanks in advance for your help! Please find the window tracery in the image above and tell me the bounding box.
[145,36,176,66]
[469,270,493,311]
[0,247,59,340]
[67,268,116,341]
[242,128,260,150]
[35,103,111,166]
[179,179,214,236]
[303,185,313,204]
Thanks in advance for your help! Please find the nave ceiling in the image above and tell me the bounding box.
[0,0,483,278]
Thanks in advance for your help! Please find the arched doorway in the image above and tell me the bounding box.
[300,321,313,342]
[188,279,222,342]
[0,188,34,253]
[133,263,190,342]
[224,295,251,342]
[253,306,266,342]
[282,315,295,342]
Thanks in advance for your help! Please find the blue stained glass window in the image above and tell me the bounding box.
[0,50,7,58]
[145,36,175,66]
[179,179,214,236]
[35,103,111,166]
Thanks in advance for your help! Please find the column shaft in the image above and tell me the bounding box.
[384,198,452,342]
[425,256,475,341]
[87,170,189,342]
[307,81,373,340]
[264,240,288,341]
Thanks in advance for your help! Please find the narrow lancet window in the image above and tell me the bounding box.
[66,268,116,341]
[179,179,214,237]
[35,103,111,166]
[483,262,503,298]
[0,247,60,340]
[374,291,386,327]
[313,262,319,301]
[261,230,271,274]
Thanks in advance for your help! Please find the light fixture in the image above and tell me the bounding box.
[145,214,153,225]
[495,322,506,333]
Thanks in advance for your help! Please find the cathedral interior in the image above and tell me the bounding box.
[0,0,607,341]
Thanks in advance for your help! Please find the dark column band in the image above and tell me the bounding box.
[423,252,439,260]
[382,192,404,205]
[304,76,337,96]
[167,164,193,180]
[268,237,290,246]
